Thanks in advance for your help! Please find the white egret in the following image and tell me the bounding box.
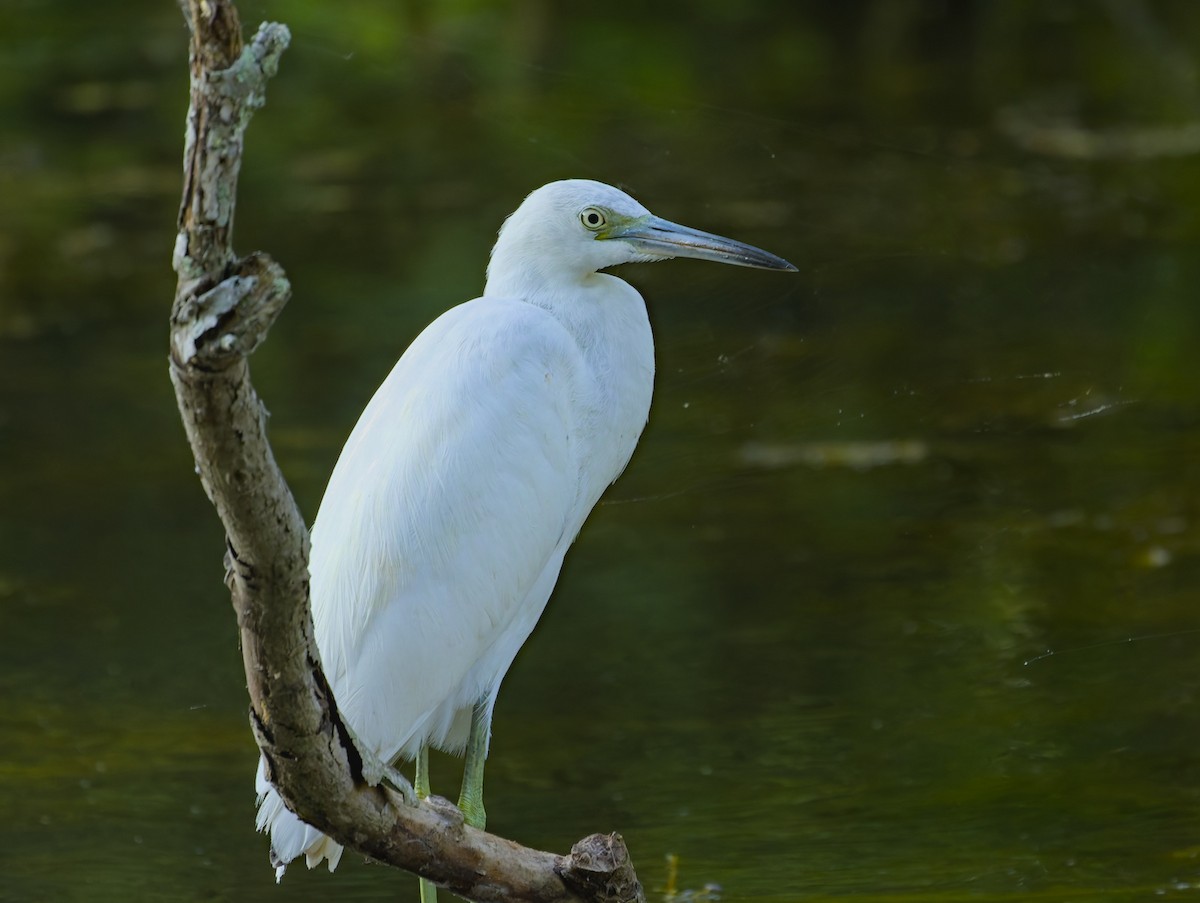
[254,179,795,885]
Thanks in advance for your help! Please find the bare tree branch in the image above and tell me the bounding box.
[167,3,644,901]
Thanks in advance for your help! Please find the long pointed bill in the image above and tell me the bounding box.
[612,214,797,271]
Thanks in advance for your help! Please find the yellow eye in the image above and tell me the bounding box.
[580,207,607,231]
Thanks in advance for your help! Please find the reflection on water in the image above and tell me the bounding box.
[3,2,1200,901]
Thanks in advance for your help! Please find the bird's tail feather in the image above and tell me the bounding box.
[254,756,344,882]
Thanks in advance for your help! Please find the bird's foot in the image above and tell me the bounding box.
[345,723,417,806]
[380,761,417,807]
[425,794,466,827]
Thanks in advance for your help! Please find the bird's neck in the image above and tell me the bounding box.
[483,251,589,303]
[483,269,635,345]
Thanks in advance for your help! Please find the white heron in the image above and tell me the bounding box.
[254,179,795,887]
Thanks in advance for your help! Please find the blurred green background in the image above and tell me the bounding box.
[3,1,1200,900]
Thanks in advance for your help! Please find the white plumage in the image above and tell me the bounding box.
[253,179,794,881]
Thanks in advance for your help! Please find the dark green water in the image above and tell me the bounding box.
[4,2,1200,900]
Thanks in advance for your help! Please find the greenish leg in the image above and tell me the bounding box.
[415,744,431,799]
[457,701,489,830]
[416,745,438,903]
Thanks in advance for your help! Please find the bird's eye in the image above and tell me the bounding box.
[580,207,607,231]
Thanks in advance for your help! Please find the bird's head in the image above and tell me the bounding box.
[486,179,795,295]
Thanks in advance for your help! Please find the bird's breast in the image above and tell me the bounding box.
[549,275,655,514]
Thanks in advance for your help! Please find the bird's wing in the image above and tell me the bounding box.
[309,297,583,761]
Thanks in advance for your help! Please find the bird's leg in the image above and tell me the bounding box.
[415,743,431,799]
[416,745,438,903]
[457,701,489,830]
[344,721,416,806]
[420,876,439,903]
